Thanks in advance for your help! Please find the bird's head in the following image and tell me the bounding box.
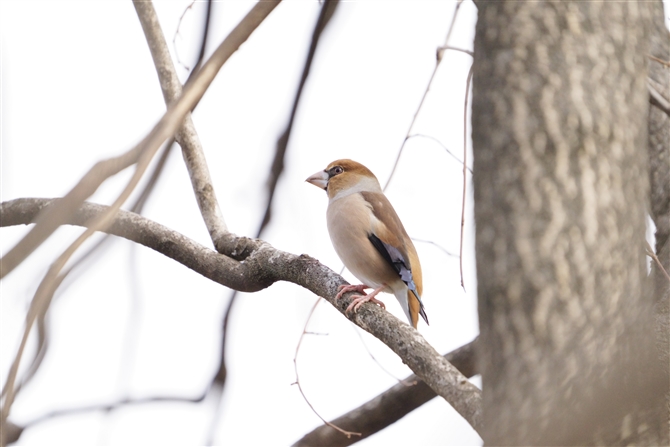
[306,159,382,200]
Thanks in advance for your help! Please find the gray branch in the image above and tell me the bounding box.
[293,338,478,446]
[0,0,281,279]
[133,1,229,246]
[0,198,483,435]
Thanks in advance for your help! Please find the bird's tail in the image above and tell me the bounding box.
[408,289,429,328]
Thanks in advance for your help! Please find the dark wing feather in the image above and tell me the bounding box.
[368,233,428,324]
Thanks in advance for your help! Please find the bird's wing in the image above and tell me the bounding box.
[361,192,428,325]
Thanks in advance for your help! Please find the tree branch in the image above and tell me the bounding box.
[0,198,483,435]
[384,0,465,191]
[256,0,339,236]
[133,0,229,247]
[0,0,281,279]
[293,338,478,446]
[210,3,340,441]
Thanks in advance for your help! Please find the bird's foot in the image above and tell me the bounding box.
[335,284,369,300]
[343,284,387,314]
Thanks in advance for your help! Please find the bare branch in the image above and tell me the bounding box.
[0,198,483,434]
[256,0,339,237]
[208,4,341,442]
[411,237,459,258]
[15,392,207,435]
[293,338,478,446]
[0,0,280,279]
[406,133,472,174]
[293,299,361,439]
[384,0,464,191]
[133,0,229,246]
[648,54,670,67]
[647,241,670,283]
[459,65,474,290]
[173,1,198,72]
[649,78,670,118]
[438,45,474,58]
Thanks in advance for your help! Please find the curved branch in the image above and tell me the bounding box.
[133,0,229,246]
[0,198,483,434]
[0,0,281,279]
[293,338,478,446]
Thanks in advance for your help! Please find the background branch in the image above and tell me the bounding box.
[256,0,339,236]
[209,3,341,441]
[0,0,280,279]
[208,4,338,445]
[383,0,464,191]
[293,338,478,446]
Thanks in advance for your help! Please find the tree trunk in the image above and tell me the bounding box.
[472,2,668,445]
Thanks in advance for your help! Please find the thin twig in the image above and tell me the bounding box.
[648,78,670,117]
[350,323,416,386]
[437,0,464,62]
[438,45,474,58]
[384,0,464,190]
[406,133,472,173]
[412,237,459,258]
[459,65,474,291]
[293,299,362,438]
[646,240,670,282]
[22,393,207,430]
[292,338,478,447]
[648,54,670,67]
[173,1,198,71]
[204,290,236,446]
[190,0,214,76]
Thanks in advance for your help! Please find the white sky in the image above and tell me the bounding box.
[12,0,665,445]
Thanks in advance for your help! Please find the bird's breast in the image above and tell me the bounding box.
[326,193,400,290]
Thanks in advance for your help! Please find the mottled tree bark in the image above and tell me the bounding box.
[648,1,670,439]
[472,2,667,445]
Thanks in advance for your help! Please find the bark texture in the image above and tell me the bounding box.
[472,2,667,445]
[648,2,670,438]
[648,3,670,256]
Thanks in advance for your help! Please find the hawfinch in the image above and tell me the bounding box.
[306,159,428,328]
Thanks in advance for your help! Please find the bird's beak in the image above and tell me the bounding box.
[306,170,329,190]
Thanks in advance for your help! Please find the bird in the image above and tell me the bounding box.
[306,159,428,328]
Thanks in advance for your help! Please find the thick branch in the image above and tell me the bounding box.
[293,338,478,447]
[0,198,483,434]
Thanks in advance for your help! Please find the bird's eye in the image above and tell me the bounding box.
[329,166,344,176]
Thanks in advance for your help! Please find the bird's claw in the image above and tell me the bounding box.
[345,294,386,314]
[337,284,386,314]
[335,284,368,300]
